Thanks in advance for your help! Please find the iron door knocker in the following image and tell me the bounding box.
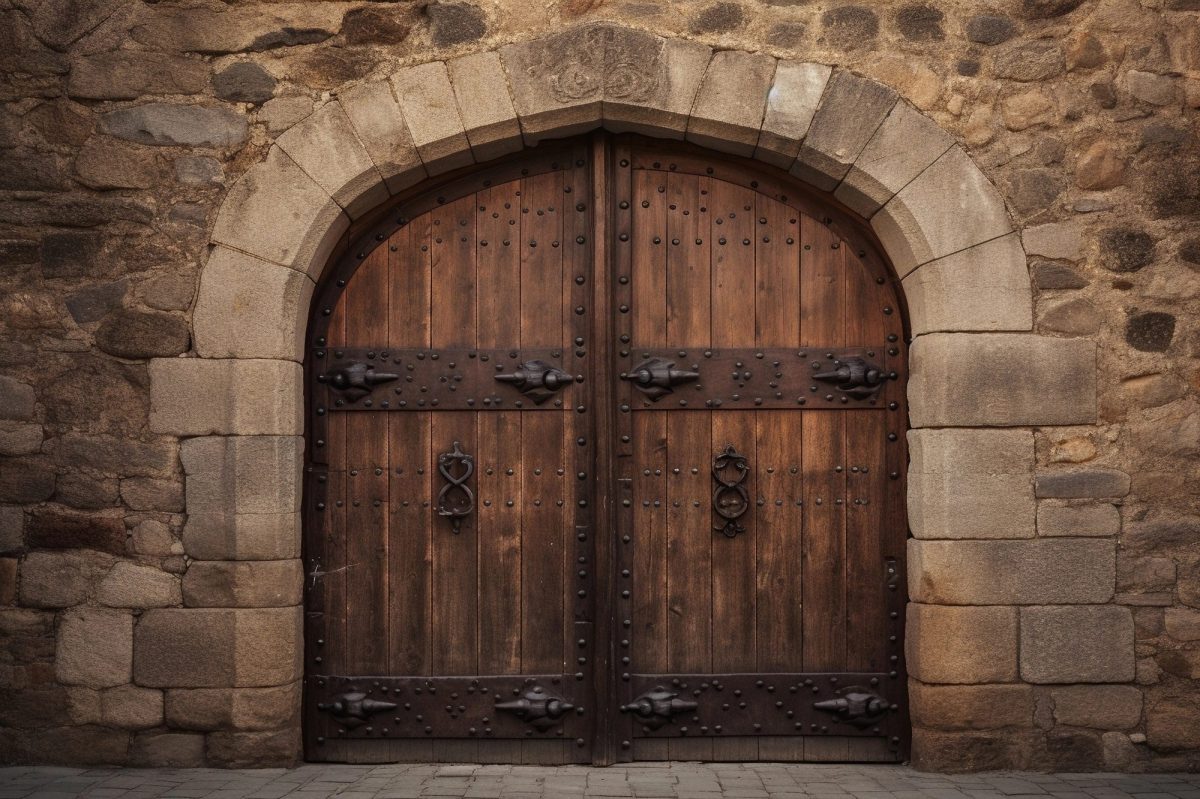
[712,443,750,538]
[437,441,474,533]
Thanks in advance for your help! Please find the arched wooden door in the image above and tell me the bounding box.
[304,135,909,765]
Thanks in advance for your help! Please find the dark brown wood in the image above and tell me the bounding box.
[304,135,909,764]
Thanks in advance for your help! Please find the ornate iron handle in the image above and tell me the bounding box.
[620,688,699,730]
[712,444,750,538]
[494,359,573,405]
[621,357,699,400]
[812,356,888,399]
[813,687,891,728]
[319,361,400,402]
[316,691,398,729]
[495,686,575,731]
[436,441,474,533]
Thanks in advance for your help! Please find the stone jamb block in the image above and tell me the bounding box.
[907,428,1035,540]
[908,334,1097,428]
[134,607,302,688]
[909,681,1035,730]
[184,511,299,562]
[902,234,1033,335]
[447,51,523,161]
[872,146,1013,276]
[791,70,898,192]
[500,27,607,144]
[338,79,427,195]
[210,145,348,280]
[192,246,315,363]
[165,682,300,731]
[754,61,832,168]
[686,51,776,158]
[907,603,1019,684]
[149,359,302,436]
[56,607,133,689]
[909,538,1116,604]
[183,559,303,608]
[602,37,712,139]
[275,101,388,219]
[835,101,955,217]
[1020,605,1135,683]
[390,62,474,175]
[96,561,182,609]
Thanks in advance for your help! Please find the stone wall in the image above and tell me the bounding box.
[0,0,1197,772]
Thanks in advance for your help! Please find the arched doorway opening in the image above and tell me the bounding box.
[302,134,910,765]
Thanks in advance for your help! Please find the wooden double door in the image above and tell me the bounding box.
[304,136,909,764]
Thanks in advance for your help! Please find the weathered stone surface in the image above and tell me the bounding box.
[911,728,1041,772]
[134,607,301,688]
[173,156,221,187]
[1035,468,1130,498]
[26,508,126,555]
[903,234,1032,335]
[141,274,197,312]
[56,607,133,689]
[276,101,386,219]
[500,26,607,143]
[0,421,43,456]
[445,51,522,161]
[835,101,954,216]
[165,682,299,731]
[993,41,1065,81]
[819,6,879,44]
[0,725,130,766]
[1002,90,1056,130]
[212,63,276,104]
[95,309,190,360]
[1126,70,1177,106]
[206,727,300,768]
[1165,608,1200,641]
[102,104,247,149]
[44,358,149,437]
[603,35,712,139]
[427,1,487,46]
[1031,261,1087,290]
[752,61,830,167]
[210,146,348,278]
[873,146,1012,275]
[793,71,898,191]
[101,685,163,729]
[690,1,745,32]
[896,4,944,40]
[687,51,775,157]
[1038,297,1101,335]
[966,14,1018,45]
[68,52,208,101]
[908,428,1034,540]
[1076,140,1126,189]
[1100,228,1155,273]
[149,359,302,436]
[96,561,180,608]
[909,334,1096,427]
[74,139,160,191]
[0,557,15,605]
[20,550,114,608]
[193,247,314,363]
[1126,311,1175,352]
[66,279,128,324]
[0,375,35,421]
[338,80,426,194]
[258,96,313,136]
[1037,503,1120,537]
[182,560,302,608]
[131,519,176,557]
[909,682,1034,729]
[0,506,22,554]
[49,433,174,478]
[128,732,205,767]
[1021,605,1135,683]
[1052,685,1142,729]
[910,538,1115,604]
[342,4,415,45]
[119,477,183,512]
[132,3,344,54]
[180,436,301,560]
[907,604,1018,683]
[39,231,102,280]
[391,62,473,174]
[1119,556,1176,593]
[0,459,55,504]
[1146,691,1200,750]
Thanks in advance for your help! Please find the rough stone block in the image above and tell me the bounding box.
[1038,503,1121,537]
[101,685,164,729]
[1165,608,1200,641]
[447,51,522,161]
[1146,691,1200,750]
[68,51,209,101]
[96,561,181,609]
[872,146,1013,275]
[149,359,302,436]
[909,682,1035,730]
[165,682,300,731]
[1020,605,1135,683]
[686,51,776,157]
[903,234,1033,335]
[0,557,15,605]
[183,560,302,607]
[206,727,300,768]
[391,61,473,174]
[1022,219,1085,262]
[0,725,130,766]
[754,61,831,168]
[25,507,126,554]
[0,459,55,504]
[193,246,315,362]
[907,603,1018,684]
[134,607,301,688]
[603,37,712,138]
[911,728,1042,772]
[1051,685,1142,729]
[0,375,36,420]
[128,732,205,767]
[501,27,605,143]
[119,477,183,512]
[0,505,23,554]
[909,334,1096,427]
[210,145,348,279]
[909,538,1115,604]
[0,420,44,456]
[792,70,898,191]
[835,101,955,216]
[1035,468,1131,498]
[908,428,1034,540]
[56,607,133,689]
[20,550,115,608]
[338,79,426,194]
[275,101,387,220]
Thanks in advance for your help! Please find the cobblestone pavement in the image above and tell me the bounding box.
[3,764,1200,799]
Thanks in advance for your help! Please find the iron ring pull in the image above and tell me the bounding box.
[436,441,474,534]
[712,443,750,538]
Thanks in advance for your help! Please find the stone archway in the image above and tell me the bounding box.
[145,22,1103,769]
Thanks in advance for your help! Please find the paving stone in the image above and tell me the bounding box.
[149,359,302,436]
[909,538,1115,604]
[686,50,776,157]
[907,603,1019,683]
[276,101,386,219]
[1020,605,1135,683]
[391,61,473,174]
[753,61,831,167]
[792,70,898,191]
